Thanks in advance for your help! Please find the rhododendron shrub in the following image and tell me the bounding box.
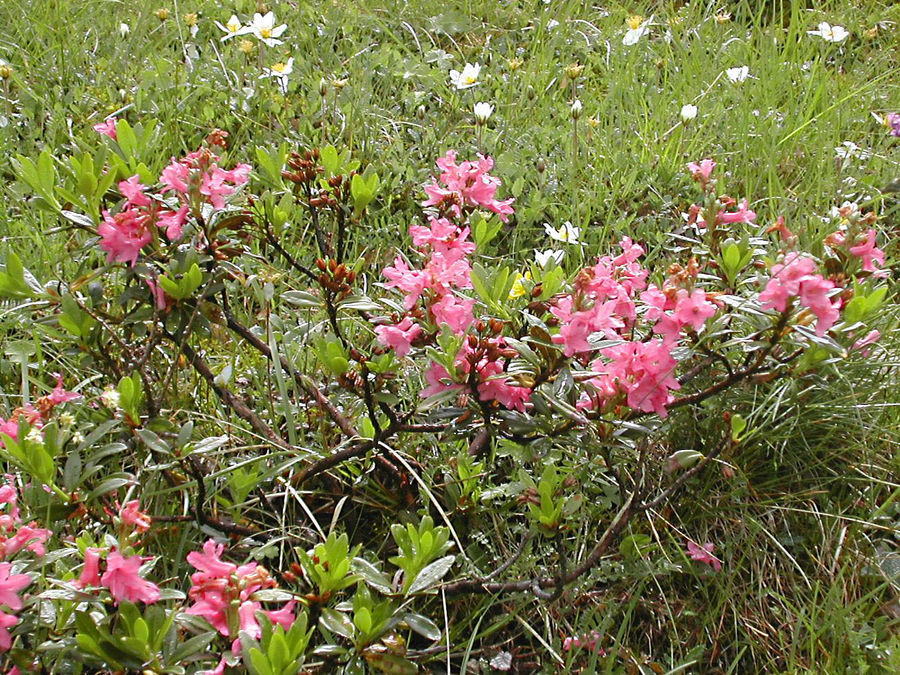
[0,129,891,672]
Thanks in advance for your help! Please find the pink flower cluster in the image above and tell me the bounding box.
[0,374,80,448]
[422,151,514,222]
[826,227,886,274]
[0,481,52,652]
[97,146,250,267]
[76,548,161,605]
[186,540,295,652]
[0,483,51,560]
[549,239,717,418]
[759,253,840,336]
[421,337,532,412]
[550,237,648,357]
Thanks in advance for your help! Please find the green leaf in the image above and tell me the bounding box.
[407,555,455,594]
[402,612,441,641]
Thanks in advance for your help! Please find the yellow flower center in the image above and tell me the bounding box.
[272,62,286,73]
[627,15,644,30]
[260,27,272,38]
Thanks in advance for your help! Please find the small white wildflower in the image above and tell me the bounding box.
[680,103,698,121]
[247,11,288,47]
[534,249,565,267]
[59,412,76,427]
[623,15,650,46]
[834,141,871,162]
[725,66,750,83]
[25,427,44,445]
[570,99,583,118]
[544,221,582,244]
[260,57,294,94]
[119,23,131,38]
[71,431,85,445]
[547,19,560,30]
[216,14,248,41]
[449,62,481,89]
[807,22,849,43]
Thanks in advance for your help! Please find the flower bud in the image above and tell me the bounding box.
[570,99,583,119]
[155,8,169,21]
[319,78,328,97]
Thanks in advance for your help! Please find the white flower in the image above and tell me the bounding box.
[473,102,494,124]
[725,66,750,83]
[216,14,248,41]
[623,15,650,46]
[570,99,583,118]
[247,11,287,47]
[261,58,294,94]
[449,62,481,89]
[834,141,871,163]
[547,19,560,30]
[25,427,44,445]
[119,23,130,38]
[680,104,698,121]
[534,249,565,267]
[100,386,121,410]
[544,221,582,244]
[830,201,859,222]
[807,22,849,43]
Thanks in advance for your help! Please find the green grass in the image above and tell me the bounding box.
[1,0,899,672]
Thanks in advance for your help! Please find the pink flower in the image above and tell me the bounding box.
[97,207,153,266]
[1,524,51,558]
[671,289,717,333]
[100,551,161,605]
[563,629,603,653]
[186,539,286,641]
[157,205,190,241]
[0,610,18,652]
[686,541,722,571]
[160,160,191,194]
[430,293,475,335]
[145,279,169,311]
[717,198,757,226]
[0,563,30,611]
[374,317,422,357]
[851,329,880,355]
[686,159,716,185]
[76,547,103,589]
[118,175,152,207]
[420,361,464,400]
[848,229,885,273]
[93,118,118,140]
[46,374,82,407]
[121,500,152,533]
[476,360,531,411]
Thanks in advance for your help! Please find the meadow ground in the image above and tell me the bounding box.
[0,0,899,672]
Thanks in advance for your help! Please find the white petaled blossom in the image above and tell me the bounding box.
[261,58,294,94]
[534,249,565,267]
[830,201,860,222]
[680,103,698,121]
[807,22,849,43]
[216,14,247,41]
[100,386,121,410]
[726,66,750,83]
[247,11,287,47]
[449,62,481,90]
[544,221,582,244]
[473,102,494,124]
[25,428,44,445]
[623,15,650,46]
[119,23,130,38]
